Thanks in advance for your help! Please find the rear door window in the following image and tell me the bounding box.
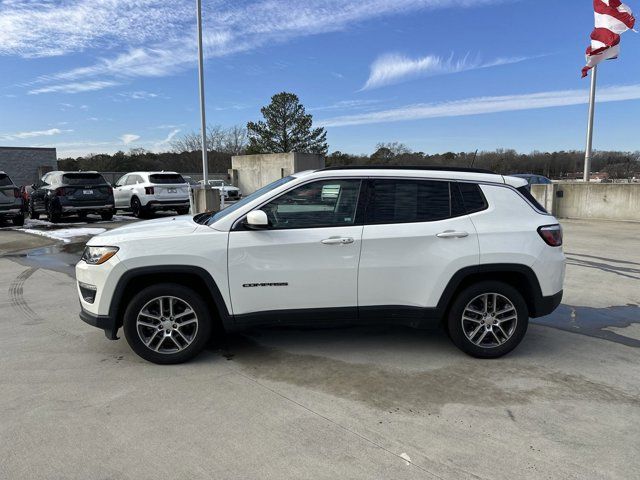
[149,174,185,184]
[366,179,451,224]
[62,173,106,186]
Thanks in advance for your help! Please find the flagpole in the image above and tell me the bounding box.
[196,0,208,185]
[583,65,598,182]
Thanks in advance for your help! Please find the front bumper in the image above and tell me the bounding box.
[79,306,119,340]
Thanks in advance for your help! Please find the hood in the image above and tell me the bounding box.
[87,215,199,245]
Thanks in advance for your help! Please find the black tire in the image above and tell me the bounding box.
[131,197,147,218]
[29,200,39,220]
[123,283,212,364]
[100,211,114,221]
[78,211,88,221]
[176,207,189,215]
[46,200,61,223]
[447,281,528,359]
[12,214,25,227]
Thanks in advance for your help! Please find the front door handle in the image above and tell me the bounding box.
[321,237,355,245]
[436,230,469,239]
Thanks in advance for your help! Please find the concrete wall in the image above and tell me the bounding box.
[230,153,325,194]
[531,183,640,222]
[100,171,229,185]
[0,147,57,187]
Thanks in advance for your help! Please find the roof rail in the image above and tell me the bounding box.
[320,165,496,174]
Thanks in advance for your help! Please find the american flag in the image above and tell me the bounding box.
[582,0,636,77]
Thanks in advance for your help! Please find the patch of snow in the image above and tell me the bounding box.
[112,215,137,221]
[18,228,107,243]
[399,453,411,466]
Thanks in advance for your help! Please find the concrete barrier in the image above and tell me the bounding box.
[531,183,640,222]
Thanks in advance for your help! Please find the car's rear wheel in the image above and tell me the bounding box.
[176,207,189,215]
[78,211,88,221]
[29,200,39,220]
[123,283,212,364]
[447,281,528,359]
[46,200,61,223]
[100,211,114,221]
[131,197,147,218]
[12,213,25,226]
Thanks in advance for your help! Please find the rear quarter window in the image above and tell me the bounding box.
[149,174,186,184]
[457,182,488,214]
[517,186,548,213]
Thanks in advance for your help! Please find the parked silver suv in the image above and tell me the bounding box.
[0,172,24,226]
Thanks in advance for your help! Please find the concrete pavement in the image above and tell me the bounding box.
[0,219,638,479]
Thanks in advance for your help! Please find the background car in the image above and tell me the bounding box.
[29,171,114,223]
[0,171,25,226]
[511,174,552,190]
[200,179,242,201]
[113,171,190,218]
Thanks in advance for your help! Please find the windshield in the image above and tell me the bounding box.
[202,176,295,226]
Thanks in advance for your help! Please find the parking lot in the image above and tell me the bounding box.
[0,217,638,479]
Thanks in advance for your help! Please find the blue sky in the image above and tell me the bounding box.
[0,0,638,158]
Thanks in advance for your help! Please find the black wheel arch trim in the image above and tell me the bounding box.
[437,263,560,318]
[108,265,231,332]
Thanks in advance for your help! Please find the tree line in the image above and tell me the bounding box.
[58,91,639,179]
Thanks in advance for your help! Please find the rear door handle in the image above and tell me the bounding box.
[436,230,469,239]
[321,237,355,245]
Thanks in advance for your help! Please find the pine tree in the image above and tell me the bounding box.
[247,92,328,155]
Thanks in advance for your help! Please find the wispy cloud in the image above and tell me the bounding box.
[4,0,507,93]
[153,128,181,150]
[362,52,534,90]
[0,128,72,141]
[29,81,120,95]
[120,134,140,145]
[311,99,385,112]
[319,84,640,127]
[117,91,160,101]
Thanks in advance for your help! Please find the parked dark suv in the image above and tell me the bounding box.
[29,171,115,222]
[0,172,25,226]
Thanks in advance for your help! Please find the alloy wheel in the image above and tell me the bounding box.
[136,296,199,354]
[461,293,518,348]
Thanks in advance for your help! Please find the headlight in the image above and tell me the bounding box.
[81,246,119,265]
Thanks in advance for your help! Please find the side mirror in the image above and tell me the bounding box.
[245,210,269,229]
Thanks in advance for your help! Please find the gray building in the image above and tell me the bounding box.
[0,146,57,187]
[230,152,325,195]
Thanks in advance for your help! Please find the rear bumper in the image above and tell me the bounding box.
[530,289,563,318]
[79,307,119,340]
[62,204,114,212]
[0,206,22,217]
[146,199,190,210]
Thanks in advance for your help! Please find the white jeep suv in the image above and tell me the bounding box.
[76,167,565,364]
[113,171,190,218]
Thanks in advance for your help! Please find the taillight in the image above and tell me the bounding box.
[145,186,155,195]
[538,224,563,247]
[13,188,20,198]
[56,188,67,197]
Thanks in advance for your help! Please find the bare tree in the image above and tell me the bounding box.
[170,124,248,155]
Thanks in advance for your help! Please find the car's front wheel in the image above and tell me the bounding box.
[123,283,212,364]
[447,281,528,359]
[46,200,61,223]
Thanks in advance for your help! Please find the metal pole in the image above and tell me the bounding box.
[196,0,208,184]
[583,65,597,182]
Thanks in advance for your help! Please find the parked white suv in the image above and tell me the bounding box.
[76,167,565,364]
[113,171,190,218]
